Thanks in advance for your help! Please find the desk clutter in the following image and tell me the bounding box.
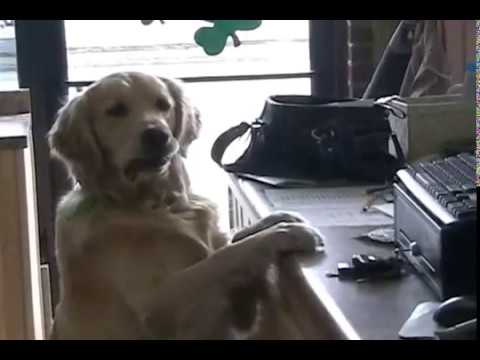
[218,93,477,339]
[326,253,407,283]
[227,164,476,339]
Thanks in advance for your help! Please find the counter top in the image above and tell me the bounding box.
[0,114,29,150]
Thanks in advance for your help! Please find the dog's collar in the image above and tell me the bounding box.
[65,183,187,218]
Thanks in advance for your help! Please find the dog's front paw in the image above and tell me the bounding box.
[263,211,307,226]
[260,222,324,255]
[231,211,307,244]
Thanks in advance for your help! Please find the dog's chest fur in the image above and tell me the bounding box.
[55,190,225,311]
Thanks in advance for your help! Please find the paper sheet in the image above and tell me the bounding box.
[237,174,323,188]
[264,186,393,227]
[371,203,395,218]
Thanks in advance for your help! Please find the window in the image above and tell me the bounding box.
[0,20,17,90]
[65,20,310,80]
[64,20,311,230]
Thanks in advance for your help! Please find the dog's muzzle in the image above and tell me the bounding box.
[124,127,178,180]
[141,127,170,154]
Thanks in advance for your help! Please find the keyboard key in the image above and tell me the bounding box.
[415,170,449,195]
[463,199,477,209]
[447,201,465,212]
[458,153,476,169]
[455,194,470,201]
[454,207,476,219]
[438,194,458,206]
[440,161,471,184]
[415,171,433,188]
[446,157,475,181]
[410,154,476,218]
[421,163,462,193]
[432,186,449,198]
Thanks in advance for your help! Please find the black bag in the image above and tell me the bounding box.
[211,95,405,183]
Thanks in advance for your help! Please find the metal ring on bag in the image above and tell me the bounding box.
[251,118,265,128]
[375,96,407,120]
[384,105,407,120]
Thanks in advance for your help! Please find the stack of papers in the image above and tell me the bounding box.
[264,186,394,227]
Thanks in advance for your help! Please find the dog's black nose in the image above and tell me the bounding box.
[141,127,170,153]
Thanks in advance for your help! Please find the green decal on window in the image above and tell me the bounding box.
[194,20,262,55]
[141,20,262,56]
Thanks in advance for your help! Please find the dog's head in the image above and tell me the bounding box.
[48,72,201,198]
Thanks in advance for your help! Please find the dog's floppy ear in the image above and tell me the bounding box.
[161,77,201,157]
[48,96,104,188]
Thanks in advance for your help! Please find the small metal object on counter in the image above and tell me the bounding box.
[326,253,407,282]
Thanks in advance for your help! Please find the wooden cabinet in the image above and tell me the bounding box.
[0,114,46,339]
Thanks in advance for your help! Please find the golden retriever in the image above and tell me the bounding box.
[47,71,323,339]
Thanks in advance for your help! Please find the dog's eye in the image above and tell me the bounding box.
[106,102,129,117]
[155,98,171,112]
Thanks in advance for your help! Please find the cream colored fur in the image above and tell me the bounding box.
[47,72,323,339]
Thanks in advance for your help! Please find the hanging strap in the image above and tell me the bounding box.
[210,121,252,171]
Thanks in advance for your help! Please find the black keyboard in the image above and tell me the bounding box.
[406,153,477,220]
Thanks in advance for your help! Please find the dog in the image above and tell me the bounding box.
[47,71,324,339]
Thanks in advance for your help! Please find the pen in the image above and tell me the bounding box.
[362,194,379,212]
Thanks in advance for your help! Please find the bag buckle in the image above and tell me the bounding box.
[251,118,265,128]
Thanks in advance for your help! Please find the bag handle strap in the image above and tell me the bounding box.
[390,132,406,167]
[210,121,252,171]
